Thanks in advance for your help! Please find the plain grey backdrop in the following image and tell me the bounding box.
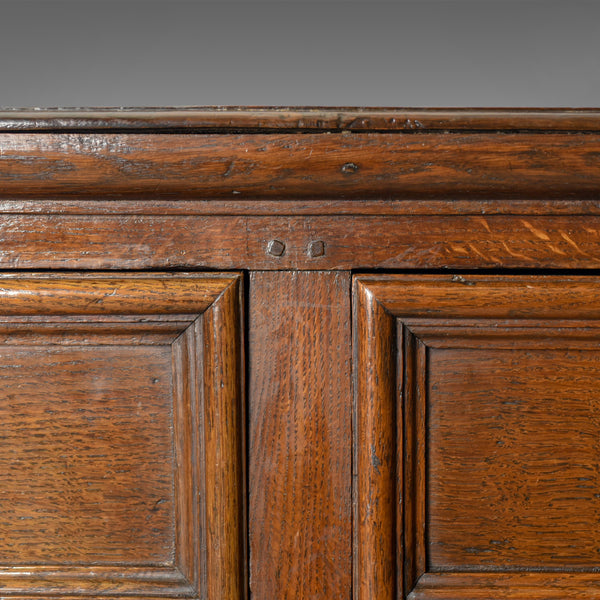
[0,0,598,108]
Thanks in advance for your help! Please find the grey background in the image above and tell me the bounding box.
[0,0,598,108]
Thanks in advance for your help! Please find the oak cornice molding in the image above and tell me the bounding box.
[1,108,600,203]
[1,107,600,132]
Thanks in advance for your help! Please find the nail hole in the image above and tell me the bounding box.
[341,162,359,174]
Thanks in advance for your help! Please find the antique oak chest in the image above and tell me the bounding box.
[1,108,600,600]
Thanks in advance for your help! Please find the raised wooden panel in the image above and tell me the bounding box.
[0,344,174,565]
[0,273,244,600]
[428,347,600,571]
[354,275,600,600]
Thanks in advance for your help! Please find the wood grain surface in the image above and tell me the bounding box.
[356,274,600,320]
[6,197,600,216]
[1,132,600,200]
[0,273,244,599]
[1,107,600,132]
[354,274,600,600]
[3,214,600,271]
[249,271,352,600]
[0,272,233,314]
[3,110,600,600]
[0,344,174,564]
[429,346,600,570]
[353,279,398,600]
[411,572,600,599]
[201,274,246,600]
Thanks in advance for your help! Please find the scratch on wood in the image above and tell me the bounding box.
[223,161,235,178]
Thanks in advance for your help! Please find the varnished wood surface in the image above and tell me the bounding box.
[4,214,600,270]
[411,573,600,599]
[0,566,193,598]
[2,107,600,132]
[249,272,352,600]
[4,110,600,599]
[354,274,600,600]
[0,273,244,599]
[0,344,174,564]
[353,280,398,600]
[429,347,600,570]
[356,274,600,319]
[201,275,246,600]
[0,272,233,313]
[7,197,600,216]
[2,132,600,200]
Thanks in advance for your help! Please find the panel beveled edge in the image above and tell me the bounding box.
[411,572,600,600]
[353,278,399,600]
[354,274,600,600]
[0,567,193,598]
[0,272,237,315]
[354,274,600,321]
[0,272,245,600]
[171,274,246,600]
[354,277,428,600]
[200,274,246,600]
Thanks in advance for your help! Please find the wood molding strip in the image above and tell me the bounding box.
[1,132,600,200]
[0,274,235,315]
[2,108,600,132]
[202,276,246,600]
[354,279,397,600]
[3,214,600,271]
